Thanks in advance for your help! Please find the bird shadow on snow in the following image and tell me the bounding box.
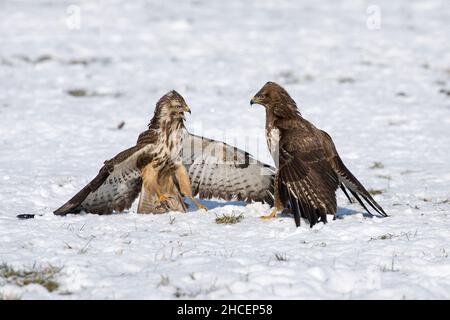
[336,206,374,219]
[275,206,374,220]
[185,199,375,221]
[185,198,247,211]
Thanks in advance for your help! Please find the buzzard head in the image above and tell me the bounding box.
[250,81,299,118]
[154,90,191,122]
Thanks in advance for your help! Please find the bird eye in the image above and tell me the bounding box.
[176,105,182,109]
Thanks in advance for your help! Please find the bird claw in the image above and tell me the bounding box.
[195,202,208,211]
[259,208,278,220]
[158,194,170,203]
[259,214,276,220]
[190,197,208,211]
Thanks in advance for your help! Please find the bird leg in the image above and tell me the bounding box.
[188,196,208,211]
[174,164,208,211]
[260,171,281,220]
[155,189,170,204]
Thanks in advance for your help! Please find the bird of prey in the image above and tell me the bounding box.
[250,81,387,227]
[54,91,275,216]
[54,90,204,215]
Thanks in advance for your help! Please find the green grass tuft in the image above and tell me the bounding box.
[370,161,384,169]
[67,89,88,97]
[368,188,385,195]
[274,253,289,262]
[215,213,244,225]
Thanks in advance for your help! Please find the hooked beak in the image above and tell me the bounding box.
[250,96,262,106]
[183,105,191,114]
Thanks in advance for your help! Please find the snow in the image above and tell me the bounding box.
[1,0,450,299]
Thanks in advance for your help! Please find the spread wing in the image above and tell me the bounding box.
[277,120,339,227]
[182,133,275,204]
[54,130,158,215]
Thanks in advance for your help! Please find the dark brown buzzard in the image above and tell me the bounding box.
[251,81,387,227]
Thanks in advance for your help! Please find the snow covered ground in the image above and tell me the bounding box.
[1,0,449,299]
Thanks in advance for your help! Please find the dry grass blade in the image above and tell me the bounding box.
[0,263,61,292]
[215,213,244,225]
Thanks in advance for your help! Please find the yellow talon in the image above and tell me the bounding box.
[156,190,170,203]
[259,208,278,220]
[190,197,208,211]
[159,194,169,202]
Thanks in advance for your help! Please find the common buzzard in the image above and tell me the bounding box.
[54,91,204,215]
[250,81,387,227]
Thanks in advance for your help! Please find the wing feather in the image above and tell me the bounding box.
[182,133,275,204]
[54,129,159,215]
[277,122,339,227]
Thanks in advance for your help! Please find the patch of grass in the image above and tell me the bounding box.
[34,55,52,64]
[438,88,450,96]
[66,89,122,98]
[368,188,385,195]
[67,89,88,97]
[274,253,289,262]
[215,212,244,225]
[376,174,392,181]
[67,57,111,66]
[373,233,394,240]
[370,231,417,242]
[380,255,399,272]
[0,263,61,292]
[15,54,53,64]
[157,274,170,288]
[337,77,355,84]
[174,284,218,298]
[370,161,384,169]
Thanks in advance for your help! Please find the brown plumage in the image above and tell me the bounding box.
[54,90,193,215]
[251,81,387,227]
